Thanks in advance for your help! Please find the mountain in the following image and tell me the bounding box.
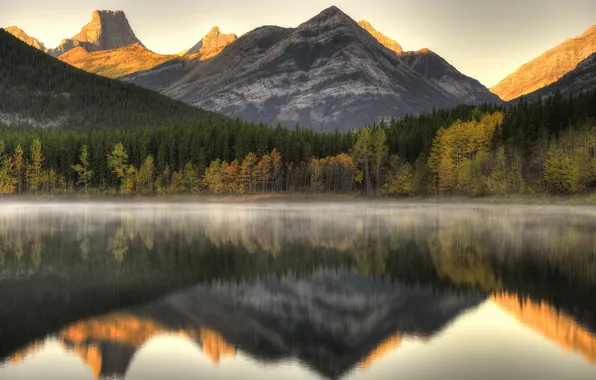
[124,6,498,131]
[4,26,46,52]
[58,43,176,79]
[47,10,143,57]
[357,20,403,55]
[491,25,596,101]
[0,28,218,128]
[180,26,237,59]
[359,20,501,106]
[520,53,596,101]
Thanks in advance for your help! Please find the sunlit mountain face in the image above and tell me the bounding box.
[0,202,595,379]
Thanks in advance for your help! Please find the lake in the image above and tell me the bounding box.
[0,201,595,380]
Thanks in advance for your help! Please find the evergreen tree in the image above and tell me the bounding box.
[26,138,45,194]
[72,145,94,192]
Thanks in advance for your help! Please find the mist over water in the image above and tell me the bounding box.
[0,201,595,379]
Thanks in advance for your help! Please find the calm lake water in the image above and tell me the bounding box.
[0,201,595,380]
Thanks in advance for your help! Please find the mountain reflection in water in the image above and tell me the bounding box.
[0,202,595,379]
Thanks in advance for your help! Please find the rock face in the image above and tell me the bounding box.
[521,53,596,101]
[3,26,46,52]
[58,43,176,79]
[359,21,501,105]
[48,10,143,57]
[357,20,403,55]
[491,25,596,101]
[181,26,237,59]
[124,6,498,131]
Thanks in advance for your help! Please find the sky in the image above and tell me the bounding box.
[1,0,595,87]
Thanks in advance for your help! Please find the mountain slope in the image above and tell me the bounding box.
[0,28,219,128]
[491,25,596,101]
[124,6,498,131]
[520,53,596,101]
[4,26,46,52]
[58,43,176,79]
[48,10,143,57]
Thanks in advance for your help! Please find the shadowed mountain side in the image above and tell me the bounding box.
[357,21,501,105]
[4,26,46,52]
[0,29,221,128]
[123,6,497,131]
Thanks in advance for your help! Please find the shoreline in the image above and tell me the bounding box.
[2,193,596,206]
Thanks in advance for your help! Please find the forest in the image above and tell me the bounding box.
[1,87,596,196]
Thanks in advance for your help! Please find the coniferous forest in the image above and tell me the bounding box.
[1,90,596,197]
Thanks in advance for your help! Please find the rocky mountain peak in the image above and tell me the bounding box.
[48,9,143,57]
[4,26,47,52]
[357,20,403,55]
[76,9,142,49]
[298,5,357,30]
[183,26,237,58]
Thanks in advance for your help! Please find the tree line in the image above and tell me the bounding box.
[1,87,596,196]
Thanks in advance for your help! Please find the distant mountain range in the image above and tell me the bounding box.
[0,29,219,128]
[3,7,499,131]
[3,6,596,129]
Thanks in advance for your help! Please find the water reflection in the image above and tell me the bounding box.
[0,202,595,379]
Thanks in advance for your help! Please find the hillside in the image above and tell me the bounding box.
[0,29,220,129]
[58,43,177,79]
[491,25,596,101]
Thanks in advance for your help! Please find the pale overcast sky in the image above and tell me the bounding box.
[1,0,595,87]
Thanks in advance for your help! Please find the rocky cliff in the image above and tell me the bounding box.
[491,25,596,101]
[48,10,143,57]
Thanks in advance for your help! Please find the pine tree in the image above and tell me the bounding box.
[13,144,24,195]
[72,145,94,192]
[351,127,372,196]
[137,155,155,195]
[371,128,388,195]
[0,140,17,194]
[26,139,45,194]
